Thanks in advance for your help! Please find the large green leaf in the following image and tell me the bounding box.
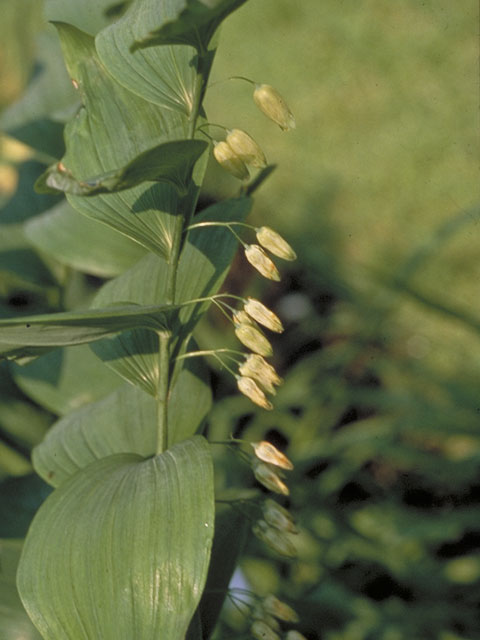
[25,200,147,278]
[89,197,250,392]
[51,22,204,259]
[0,540,42,640]
[130,0,249,52]
[10,345,122,415]
[0,303,170,360]
[90,253,169,394]
[33,355,211,487]
[36,138,207,196]
[96,0,200,112]
[18,437,215,640]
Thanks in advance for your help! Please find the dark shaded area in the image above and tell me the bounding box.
[0,473,53,538]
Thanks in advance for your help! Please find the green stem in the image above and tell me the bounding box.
[156,331,171,454]
[165,213,184,305]
[165,57,207,305]
[159,54,208,447]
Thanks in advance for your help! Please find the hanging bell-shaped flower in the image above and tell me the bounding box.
[252,459,289,495]
[256,226,297,261]
[252,519,297,557]
[263,594,300,623]
[253,83,296,131]
[237,376,273,410]
[239,354,283,395]
[252,441,294,470]
[251,619,281,640]
[245,244,281,281]
[234,323,273,357]
[226,128,267,168]
[213,140,249,180]
[262,500,299,535]
[244,297,284,333]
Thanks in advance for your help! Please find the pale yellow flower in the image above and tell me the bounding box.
[252,459,289,495]
[213,140,249,180]
[237,376,273,410]
[234,324,273,357]
[253,84,296,131]
[252,441,294,470]
[226,128,267,168]
[239,354,283,395]
[256,226,297,261]
[244,297,284,333]
[244,244,280,281]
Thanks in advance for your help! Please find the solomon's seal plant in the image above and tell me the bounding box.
[0,1,303,638]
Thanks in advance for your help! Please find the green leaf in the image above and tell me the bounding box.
[0,540,42,640]
[130,0,249,52]
[35,139,207,196]
[0,441,32,477]
[89,254,168,394]
[0,303,170,361]
[10,345,122,416]
[0,223,60,317]
[96,0,201,112]
[49,22,205,259]
[25,200,147,278]
[33,356,211,487]
[89,197,250,392]
[18,437,215,640]
[33,384,156,487]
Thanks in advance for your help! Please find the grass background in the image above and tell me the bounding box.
[204,0,479,374]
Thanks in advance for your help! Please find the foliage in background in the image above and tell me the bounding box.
[1,1,479,640]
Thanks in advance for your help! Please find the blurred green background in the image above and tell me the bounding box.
[1,1,479,639]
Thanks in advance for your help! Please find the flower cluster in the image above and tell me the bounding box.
[250,595,306,640]
[211,81,294,182]
[249,442,298,558]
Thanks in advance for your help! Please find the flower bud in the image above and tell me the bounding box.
[286,632,307,640]
[263,594,299,623]
[232,309,254,326]
[263,499,299,535]
[239,354,283,395]
[251,619,281,640]
[237,377,273,410]
[252,441,294,470]
[234,324,273,357]
[252,606,281,630]
[252,459,289,495]
[226,128,267,168]
[245,244,280,281]
[252,519,297,557]
[213,140,249,180]
[253,84,296,131]
[256,226,297,261]
[244,298,284,333]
